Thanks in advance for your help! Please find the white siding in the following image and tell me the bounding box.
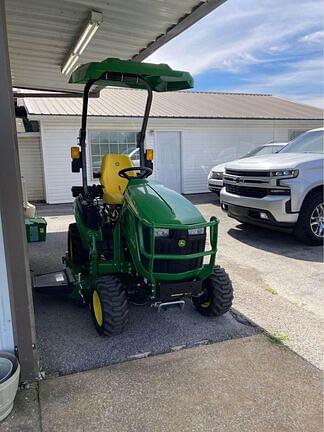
[0,211,14,351]
[37,117,322,202]
[18,133,45,201]
[181,125,289,194]
[41,121,82,204]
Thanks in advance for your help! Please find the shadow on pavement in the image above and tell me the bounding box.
[185,192,220,206]
[227,223,323,263]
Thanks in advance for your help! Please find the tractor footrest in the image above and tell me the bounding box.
[32,269,75,295]
[158,279,202,301]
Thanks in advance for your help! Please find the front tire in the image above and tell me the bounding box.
[193,266,233,317]
[294,191,324,245]
[90,276,128,336]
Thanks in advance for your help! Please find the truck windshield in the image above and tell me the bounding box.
[280,130,324,154]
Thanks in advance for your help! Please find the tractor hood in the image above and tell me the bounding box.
[125,180,205,226]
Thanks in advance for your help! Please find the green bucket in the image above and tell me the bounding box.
[25,217,47,242]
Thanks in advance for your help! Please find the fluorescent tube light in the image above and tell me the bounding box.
[73,23,93,54]
[62,10,103,75]
[65,55,79,76]
[79,25,100,55]
[61,54,76,75]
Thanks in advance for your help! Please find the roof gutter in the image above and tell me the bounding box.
[14,87,99,98]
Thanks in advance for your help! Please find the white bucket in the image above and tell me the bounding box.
[0,352,20,422]
[0,358,13,384]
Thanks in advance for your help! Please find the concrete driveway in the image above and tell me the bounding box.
[2,336,322,432]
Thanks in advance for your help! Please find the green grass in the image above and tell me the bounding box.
[267,331,288,345]
[266,287,278,295]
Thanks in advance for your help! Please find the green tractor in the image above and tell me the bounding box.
[65,58,233,336]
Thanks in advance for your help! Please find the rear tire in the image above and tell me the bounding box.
[294,191,324,245]
[90,276,128,336]
[68,223,88,265]
[193,266,233,317]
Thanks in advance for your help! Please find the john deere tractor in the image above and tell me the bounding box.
[65,58,233,336]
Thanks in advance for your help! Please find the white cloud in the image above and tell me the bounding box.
[300,30,324,44]
[148,0,323,74]
[242,58,323,90]
[225,57,324,108]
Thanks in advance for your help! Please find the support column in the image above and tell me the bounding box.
[0,0,38,381]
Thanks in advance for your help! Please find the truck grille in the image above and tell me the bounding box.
[226,184,268,198]
[225,169,270,177]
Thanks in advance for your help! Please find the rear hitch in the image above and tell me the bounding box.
[152,300,185,312]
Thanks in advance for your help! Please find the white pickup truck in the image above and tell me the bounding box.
[220,128,324,245]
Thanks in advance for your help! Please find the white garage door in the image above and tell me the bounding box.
[155,131,182,193]
[18,133,45,201]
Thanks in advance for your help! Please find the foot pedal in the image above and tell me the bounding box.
[33,269,74,295]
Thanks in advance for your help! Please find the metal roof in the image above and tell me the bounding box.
[6,0,226,93]
[24,88,324,120]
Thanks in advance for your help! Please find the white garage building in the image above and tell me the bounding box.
[21,89,323,203]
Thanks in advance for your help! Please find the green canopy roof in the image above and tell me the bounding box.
[69,57,193,92]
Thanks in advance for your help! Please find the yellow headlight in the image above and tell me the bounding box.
[70,146,80,159]
[146,149,154,161]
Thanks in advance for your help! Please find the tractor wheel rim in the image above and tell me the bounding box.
[310,202,324,238]
[200,300,211,308]
[93,291,103,327]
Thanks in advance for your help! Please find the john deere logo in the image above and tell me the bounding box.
[178,239,186,248]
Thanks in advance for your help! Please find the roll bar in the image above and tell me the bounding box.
[78,74,153,196]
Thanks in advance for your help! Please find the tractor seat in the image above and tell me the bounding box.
[100,154,134,205]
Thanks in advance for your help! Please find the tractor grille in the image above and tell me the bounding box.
[142,228,206,274]
[226,184,268,198]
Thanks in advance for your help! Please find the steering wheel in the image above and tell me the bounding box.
[118,166,152,180]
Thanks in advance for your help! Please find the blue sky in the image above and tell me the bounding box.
[148,0,324,108]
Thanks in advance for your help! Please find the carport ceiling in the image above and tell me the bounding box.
[6,0,226,93]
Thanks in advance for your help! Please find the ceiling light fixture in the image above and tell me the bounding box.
[61,10,103,75]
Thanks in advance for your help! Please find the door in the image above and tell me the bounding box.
[18,133,45,201]
[155,131,181,193]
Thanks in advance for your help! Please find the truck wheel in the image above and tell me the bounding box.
[68,223,88,265]
[192,266,233,317]
[90,276,128,336]
[294,191,324,245]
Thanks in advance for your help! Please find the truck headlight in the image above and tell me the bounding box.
[212,171,223,180]
[271,169,299,178]
[154,228,169,237]
[188,227,205,235]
